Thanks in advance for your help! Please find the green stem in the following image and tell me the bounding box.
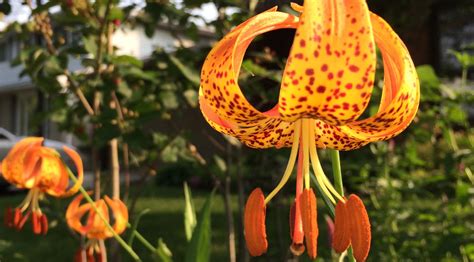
[127,223,156,253]
[68,172,142,261]
[330,150,355,262]
[330,150,344,195]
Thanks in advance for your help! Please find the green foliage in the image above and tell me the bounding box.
[183,182,197,242]
[185,189,214,262]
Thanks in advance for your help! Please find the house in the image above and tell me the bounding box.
[0,22,212,144]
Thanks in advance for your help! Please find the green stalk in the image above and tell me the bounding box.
[330,150,355,262]
[330,150,344,195]
[68,172,142,261]
[127,223,156,253]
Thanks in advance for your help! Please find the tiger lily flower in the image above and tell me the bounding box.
[199,0,419,260]
[0,137,83,234]
[66,194,128,262]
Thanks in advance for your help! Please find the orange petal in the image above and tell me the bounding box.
[299,189,318,259]
[279,0,375,124]
[87,200,110,239]
[338,13,419,144]
[199,9,299,149]
[66,194,95,235]
[332,198,351,253]
[104,196,129,235]
[60,146,84,197]
[1,137,43,186]
[244,188,268,256]
[347,194,371,262]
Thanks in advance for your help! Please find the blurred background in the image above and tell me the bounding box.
[0,0,472,261]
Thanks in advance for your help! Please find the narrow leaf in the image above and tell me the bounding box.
[183,182,197,242]
[185,190,214,262]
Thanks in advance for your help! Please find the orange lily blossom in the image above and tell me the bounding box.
[66,194,128,261]
[199,0,419,261]
[0,137,83,234]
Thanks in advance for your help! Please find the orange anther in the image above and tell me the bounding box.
[13,208,22,227]
[41,213,49,235]
[299,189,318,259]
[347,194,371,262]
[332,198,351,253]
[32,212,42,234]
[244,188,268,256]
[17,210,30,230]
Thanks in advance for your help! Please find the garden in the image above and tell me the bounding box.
[0,0,472,261]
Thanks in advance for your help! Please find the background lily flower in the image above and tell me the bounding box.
[199,0,419,261]
[66,194,128,261]
[0,137,83,234]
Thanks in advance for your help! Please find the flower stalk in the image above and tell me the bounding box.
[330,150,355,262]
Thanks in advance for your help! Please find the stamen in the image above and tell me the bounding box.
[264,120,302,204]
[308,121,337,204]
[19,189,35,212]
[302,119,311,189]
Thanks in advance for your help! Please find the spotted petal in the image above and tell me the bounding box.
[1,137,44,187]
[311,13,419,150]
[279,0,376,125]
[200,9,300,148]
[200,8,298,125]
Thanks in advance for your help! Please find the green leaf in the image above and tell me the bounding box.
[416,65,440,89]
[108,7,124,21]
[183,182,197,242]
[169,55,200,86]
[83,35,98,57]
[154,238,173,262]
[213,155,227,173]
[160,91,179,109]
[185,190,214,262]
[112,55,144,68]
[117,81,133,98]
[183,89,198,107]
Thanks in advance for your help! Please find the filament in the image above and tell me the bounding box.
[264,120,302,204]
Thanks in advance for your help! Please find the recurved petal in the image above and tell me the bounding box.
[66,194,94,235]
[244,188,268,256]
[200,93,296,148]
[299,189,318,259]
[339,13,419,142]
[104,196,128,235]
[279,0,376,124]
[200,8,298,125]
[1,137,44,186]
[347,194,371,262]
[59,146,84,197]
[332,198,351,253]
[310,13,419,151]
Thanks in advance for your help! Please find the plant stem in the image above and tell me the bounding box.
[127,224,156,253]
[330,150,355,262]
[68,172,141,261]
[330,150,343,195]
